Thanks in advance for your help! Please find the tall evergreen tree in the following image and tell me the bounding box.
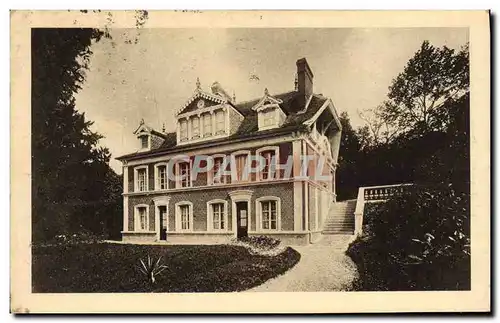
[32,28,121,241]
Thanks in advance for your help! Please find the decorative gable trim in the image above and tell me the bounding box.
[175,91,227,117]
[251,88,284,112]
[133,119,153,135]
[303,98,342,132]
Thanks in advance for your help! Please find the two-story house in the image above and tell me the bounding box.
[116,58,342,245]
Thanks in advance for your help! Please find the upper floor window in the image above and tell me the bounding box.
[261,150,276,180]
[210,156,227,185]
[155,163,168,190]
[176,162,191,188]
[180,119,188,142]
[134,166,148,192]
[233,152,250,182]
[191,116,200,139]
[215,110,225,134]
[203,113,212,137]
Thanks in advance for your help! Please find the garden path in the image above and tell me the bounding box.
[248,235,358,292]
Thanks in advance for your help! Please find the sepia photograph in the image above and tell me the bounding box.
[11,10,490,313]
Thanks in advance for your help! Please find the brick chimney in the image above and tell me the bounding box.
[296,58,314,108]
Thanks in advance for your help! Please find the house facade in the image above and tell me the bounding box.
[116,58,342,245]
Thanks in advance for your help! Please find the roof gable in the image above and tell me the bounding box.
[175,91,227,117]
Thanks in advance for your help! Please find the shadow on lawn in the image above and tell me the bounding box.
[32,243,301,293]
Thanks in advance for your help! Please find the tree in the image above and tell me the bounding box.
[32,28,121,241]
[380,40,469,138]
[336,112,363,199]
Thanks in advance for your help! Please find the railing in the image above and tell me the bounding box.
[354,184,413,236]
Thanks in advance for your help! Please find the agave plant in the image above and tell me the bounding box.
[136,255,168,284]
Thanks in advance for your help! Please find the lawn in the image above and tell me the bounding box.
[32,243,300,293]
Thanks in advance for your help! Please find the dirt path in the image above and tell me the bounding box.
[249,235,358,292]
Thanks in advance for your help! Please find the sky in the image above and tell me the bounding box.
[75,28,468,174]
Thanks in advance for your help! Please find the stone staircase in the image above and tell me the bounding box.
[322,200,356,235]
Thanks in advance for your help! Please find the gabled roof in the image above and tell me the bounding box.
[251,88,284,112]
[175,90,227,116]
[117,91,332,161]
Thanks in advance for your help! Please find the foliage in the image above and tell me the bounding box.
[336,112,363,199]
[347,184,470,291]
[32,244,300,292]
[31,28,122,242]
[136,255,168,284]
[381,41,469,138]
[238,236,281,251]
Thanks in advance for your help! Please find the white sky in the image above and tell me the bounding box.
[75,28,468,174]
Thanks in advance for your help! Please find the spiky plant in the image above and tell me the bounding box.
[136,255,168,284]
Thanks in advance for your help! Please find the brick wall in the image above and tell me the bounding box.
[125,142,294,192]
[127,181,295,233]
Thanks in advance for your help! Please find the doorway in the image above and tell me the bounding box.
[236,201,248,239]
[158,205,167,241]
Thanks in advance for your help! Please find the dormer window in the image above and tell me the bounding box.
[139,135,149,149]
[253,88,286,131]
[180,119,188,142]
[215,110,225,134]
[175,80,241,145]
[203,113,212,137]
[191,116,200,139]
[262,108,276,127]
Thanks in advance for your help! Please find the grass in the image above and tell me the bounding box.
[32,243,300,293]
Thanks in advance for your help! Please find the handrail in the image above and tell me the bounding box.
[353,183,412,236]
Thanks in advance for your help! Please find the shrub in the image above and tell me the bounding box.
[238,236,281,251]
[347,183,470,290]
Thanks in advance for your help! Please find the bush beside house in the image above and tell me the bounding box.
[347,184,470,291]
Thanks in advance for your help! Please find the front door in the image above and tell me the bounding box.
[236,201,248,239]
[158,205,167,241]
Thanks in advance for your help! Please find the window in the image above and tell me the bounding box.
[177,162,191,188]
[155,164,167,190]
[262,109,275,127]
[191,116,200,139]
[212,156,226,185]
[175,202,193,232]
[212,203,225,230]
[234,154,248,182]
[135,166,148,192]
[203,113,212,137]
[140,135,149,149]
[180,119,188,141]
[215,110,225,134]
[261,200,277,230]
[207,200,228,231]
[180,205,190,230]
[257,197,281,231]
[135,205,149,231]
[260,150,276,180]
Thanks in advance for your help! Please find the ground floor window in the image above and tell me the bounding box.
[212,203,225,230]
[135,205,149,231]
[257,197,280,231]
[207,200,228,231]
[180,205,190,230]
[175,202,193,231]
